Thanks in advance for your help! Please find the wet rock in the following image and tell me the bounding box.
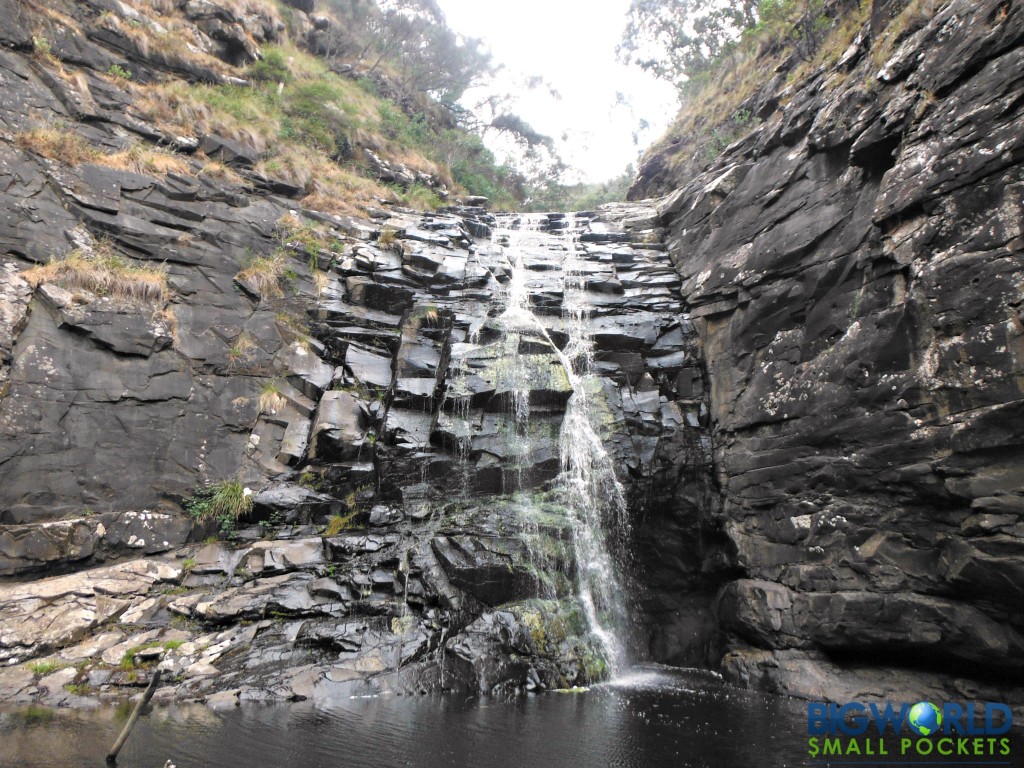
[432,536,534,607]
[309,391,370,460]
[646,0,1024,702]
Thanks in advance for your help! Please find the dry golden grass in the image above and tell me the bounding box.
[198,158,246,186]
[101,144,191,176]
[17,126,190,177]
[236,253,286,297]
[871,0,942,68]
[302,168,397,217]
[227,331,255,366]
[94,9,232,76]
[312,270,330,298]
[16,127,98,164]
[23,247,169,303]
[258,380,286,414]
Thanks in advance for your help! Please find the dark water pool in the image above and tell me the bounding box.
[0,667,818,768]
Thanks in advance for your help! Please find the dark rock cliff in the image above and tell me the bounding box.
[641,0,1024,703]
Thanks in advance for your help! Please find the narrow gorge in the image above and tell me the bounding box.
[0,0,1022,736]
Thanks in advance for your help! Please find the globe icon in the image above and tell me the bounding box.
[908,702,943,736]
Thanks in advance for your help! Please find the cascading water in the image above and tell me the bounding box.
[556,215,632,675]
[491,213,633,676]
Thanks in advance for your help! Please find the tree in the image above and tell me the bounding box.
[757,0,830,62]
[619,0,760,86]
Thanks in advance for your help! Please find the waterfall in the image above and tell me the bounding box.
[492,213,632,677]
[557,215,631,675]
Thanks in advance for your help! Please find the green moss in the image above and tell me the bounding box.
[120,641,163,670]
[324,511,359,536]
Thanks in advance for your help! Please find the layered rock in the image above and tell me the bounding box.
[646,0,1024,703]
[0,179,708,702]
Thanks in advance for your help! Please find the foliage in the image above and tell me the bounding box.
[523,166,636,213]
[247,47,292,83]
[620,0,833,90]
[106,64,133,81]
[755,0,830,62]
[323,0,493,106]
[619,0,760,86]
[29,661,60,675]
[184,479,253,535]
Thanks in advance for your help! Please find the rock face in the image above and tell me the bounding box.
[0,161,707,702]
[0,0,707,705]
[643,0,1024,703]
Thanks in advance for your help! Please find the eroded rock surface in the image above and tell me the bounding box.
[648,0,1024,703]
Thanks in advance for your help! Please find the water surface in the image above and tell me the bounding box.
[1,667,814,768]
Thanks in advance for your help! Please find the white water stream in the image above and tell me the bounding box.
[493,214,632,675]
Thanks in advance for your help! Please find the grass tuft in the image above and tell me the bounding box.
[23,246,169,303]
[324,511,359,536]
[236,252,286,297]
[185,479,253,524]
[258,381,286,414]
[29,661,60,675]
[16,127,98,164]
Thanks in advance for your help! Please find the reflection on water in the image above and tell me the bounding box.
[0,667,813,768]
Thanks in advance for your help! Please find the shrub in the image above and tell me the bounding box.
[106,64,133,81]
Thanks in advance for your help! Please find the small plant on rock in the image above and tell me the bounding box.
[258,380,286,414]
[185,479,253,535]
[376,228,404,255]
[29,661,59,675]
[324,511,358,536]
[106,64,133,82]
[236,252,286,297]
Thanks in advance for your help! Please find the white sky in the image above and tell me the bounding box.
[435,0,679,183]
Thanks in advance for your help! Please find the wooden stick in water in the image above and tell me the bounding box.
[106,670,162,765]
